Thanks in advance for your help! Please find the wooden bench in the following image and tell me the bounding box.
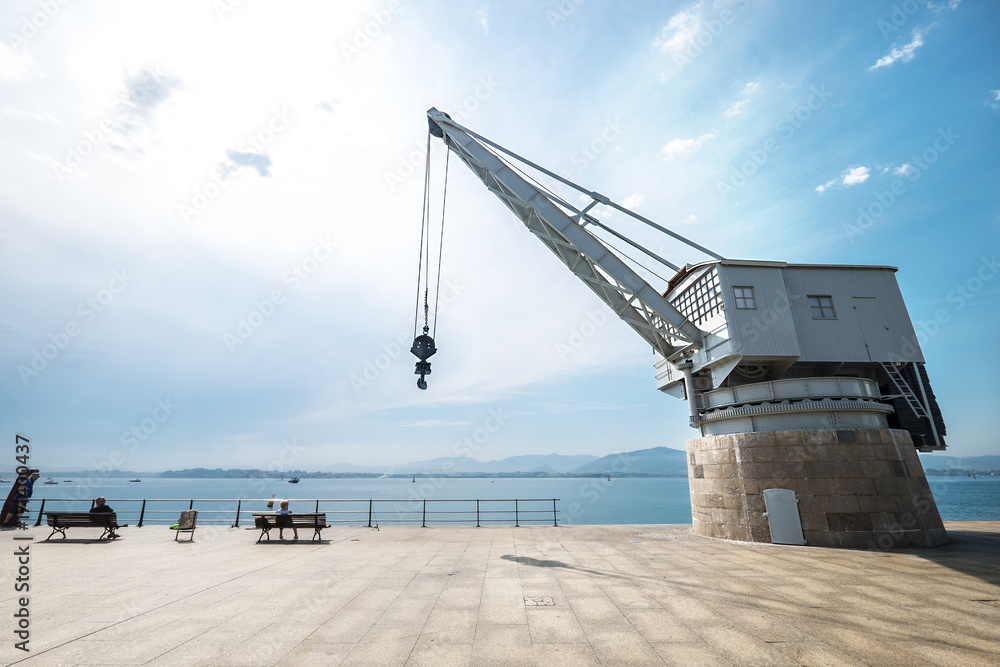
[252,512,327,542]
[45,512,121,541]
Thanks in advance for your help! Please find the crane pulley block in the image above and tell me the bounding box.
[410,334,437,390]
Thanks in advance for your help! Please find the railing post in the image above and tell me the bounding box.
[33,499,45,527]
[553,499,558,526]
[138,500,146,527]
[422,499,426,527]
[235,499,242,528]
[189,499,194,510]
[476,499,480,528]
[368,499,373,528]
[515,499,519,527]
[315,499,320,513]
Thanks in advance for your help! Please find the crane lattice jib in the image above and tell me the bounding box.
[427,108,705,358]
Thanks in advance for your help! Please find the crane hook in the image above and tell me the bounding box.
[411,332,437,390]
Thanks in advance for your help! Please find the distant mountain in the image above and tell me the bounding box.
[919,454,1000,471]
[390,453,600,474]
[572,447,688,476]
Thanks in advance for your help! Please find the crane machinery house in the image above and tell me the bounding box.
[424,108,948,549]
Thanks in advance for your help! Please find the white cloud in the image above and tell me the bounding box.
[393,420,472,427]
[478,6,490,35]
[655,3,702,57]
[622,192,645,209]
[661,133,714,159]
[0,41,38,83]
[0,105,58,123]
[894,163,916,177]
[842,166,870,185]
[723,100,747,118]
[989,90,1000,110]
[816,166,870,192]
[723,81,759,118]
[869,30,924,70]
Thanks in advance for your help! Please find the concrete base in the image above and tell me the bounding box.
[686,428,948,548]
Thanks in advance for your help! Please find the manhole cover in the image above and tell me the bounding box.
[524,597,555,606]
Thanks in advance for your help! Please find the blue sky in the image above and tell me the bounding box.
[1,0,997,471]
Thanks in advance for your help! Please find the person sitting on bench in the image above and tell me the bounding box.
[276,500,298,540]
[90,497,114,514]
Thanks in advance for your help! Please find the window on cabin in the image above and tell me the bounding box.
[733,286,756,309]
[808,295,837,319]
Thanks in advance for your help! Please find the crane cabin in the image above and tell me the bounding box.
[655,260,946,451]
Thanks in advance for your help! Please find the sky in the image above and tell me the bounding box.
[1,0,998,472]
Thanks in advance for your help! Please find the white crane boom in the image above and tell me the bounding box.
[427,108,709,359]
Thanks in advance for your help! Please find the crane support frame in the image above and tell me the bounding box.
[427,108,705,357]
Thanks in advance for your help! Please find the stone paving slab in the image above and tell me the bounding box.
[1,522,998,666]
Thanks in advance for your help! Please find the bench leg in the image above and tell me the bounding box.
[257,527,270,543]
[45,526,65,541]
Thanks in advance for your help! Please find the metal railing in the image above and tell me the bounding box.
[20,497,560,528]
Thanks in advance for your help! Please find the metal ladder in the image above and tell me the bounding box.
[878,362,929,419]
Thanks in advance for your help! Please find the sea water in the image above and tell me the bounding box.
[20,475,1000,525]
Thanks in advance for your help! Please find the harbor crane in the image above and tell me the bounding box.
[417,107,946,452]
[415,107,950,548]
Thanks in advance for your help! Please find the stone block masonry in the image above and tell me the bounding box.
[686,428,948,548]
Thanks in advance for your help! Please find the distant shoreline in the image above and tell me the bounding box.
[2,470,690,480]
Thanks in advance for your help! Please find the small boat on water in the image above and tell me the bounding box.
[64,480,72,483]
[129,479,141,482]
[44,478,58,485]
[288,477,300,484]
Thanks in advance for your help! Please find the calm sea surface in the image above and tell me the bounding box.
[20,474,1000,526]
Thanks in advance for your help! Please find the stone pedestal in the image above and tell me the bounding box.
[686,428,948,548]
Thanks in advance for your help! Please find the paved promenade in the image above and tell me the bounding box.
[1,521,998,666]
